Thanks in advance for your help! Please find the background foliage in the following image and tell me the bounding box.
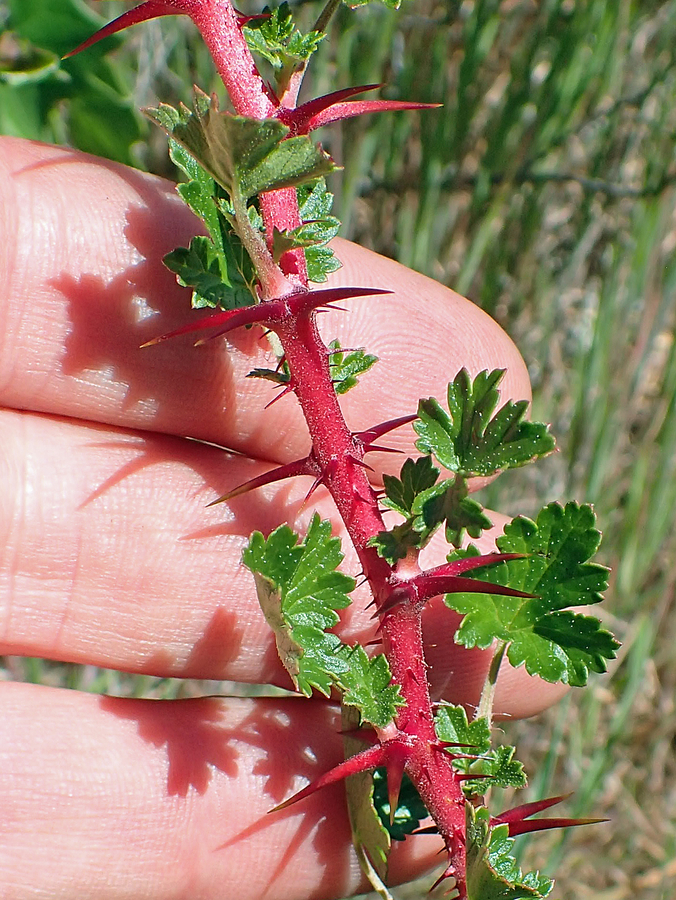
[2,1,675,897]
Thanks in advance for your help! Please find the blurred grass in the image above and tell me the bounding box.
[2,1,676,897]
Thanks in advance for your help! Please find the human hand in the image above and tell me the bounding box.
[0,137,565,900]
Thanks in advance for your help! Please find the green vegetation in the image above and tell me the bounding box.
[2,1,675,897]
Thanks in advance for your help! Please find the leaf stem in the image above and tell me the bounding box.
[313,0,343,35]
[477,640,507,729]
[229,185,295,299]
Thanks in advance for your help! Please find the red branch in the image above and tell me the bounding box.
[75,3,493,895]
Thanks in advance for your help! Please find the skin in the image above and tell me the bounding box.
[0,137,566,900]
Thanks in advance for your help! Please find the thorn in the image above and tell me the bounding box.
[63,1,176,59]
[431,741,478,751]
[503,817,609,837]
[411,824,439,836]
[264,383,295,409]
[207,457,319,505]
[492,793,572,825]
[362,444,403,455]
[429,863,456,893]
[268,743,386,813]
[288,286,392,318]
[386,756,406,825]
[299,473,326,509]
[276,84,383,134]
[141,300,284,348]
[347,454,375,472]
[354,414,418,445]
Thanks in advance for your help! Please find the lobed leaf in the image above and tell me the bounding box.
[434,703,491,755]
[146,90,336,202]
[164,140,257,309]
[242,515,354,697]
[381,456,439,518]
[414,369,556,477]
[297,179,342,282]
[329,340,379,394]
[337,645,405,728]
[445,502,618,686]
[243,3,325,71]
[412,475,493,548]
[466,806,554,900]
[372,457,493,561]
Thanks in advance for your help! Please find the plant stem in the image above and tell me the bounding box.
[196,0,308,285]
[477,640,507,728]
[313,0,343,35]
[196,0,470,890]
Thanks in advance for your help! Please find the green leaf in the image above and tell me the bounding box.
[372,770,429,841]
[373,459,493,562]
[297,180,342,282]
[328,340,378,394]
[460,745,527,796]
[435,703,491,755]
[243,3,325,71]
[305,245,343,283]
[337,645,405,728]
[367,521,420,565]
[466,806,554,900]
[414,369,556,477]
[435,703,525,794]
[242,515,355,697]
[166,140,258,309]
[412,475,493,548]
[445,502,618,686]
[145,89,336,202]
[381,456,440,518]
[163,236,255,310]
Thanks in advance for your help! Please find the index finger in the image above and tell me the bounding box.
[0,137,530,473]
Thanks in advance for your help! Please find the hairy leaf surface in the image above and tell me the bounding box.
[466,806,554,899]
[243,3,325,71]
[414,369,555,477]
[146,90,336,202]
[297,180,342,281]
[329,340,378,394]
[242,515,354,696]
[164,140,257,309]
[337,645,404,727]
[445,502,618,686]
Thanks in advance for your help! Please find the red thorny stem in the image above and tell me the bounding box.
[192,1,469,886]
[188,0,308,283]
[72,0,468,892]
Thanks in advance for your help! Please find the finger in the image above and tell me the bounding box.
[0,409,564,719]
[0,138,530,475]
[0,683,441,900]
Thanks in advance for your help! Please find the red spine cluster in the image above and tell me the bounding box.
[69,4,595,895]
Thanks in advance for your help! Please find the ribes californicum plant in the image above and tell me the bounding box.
[68,2,619,898]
